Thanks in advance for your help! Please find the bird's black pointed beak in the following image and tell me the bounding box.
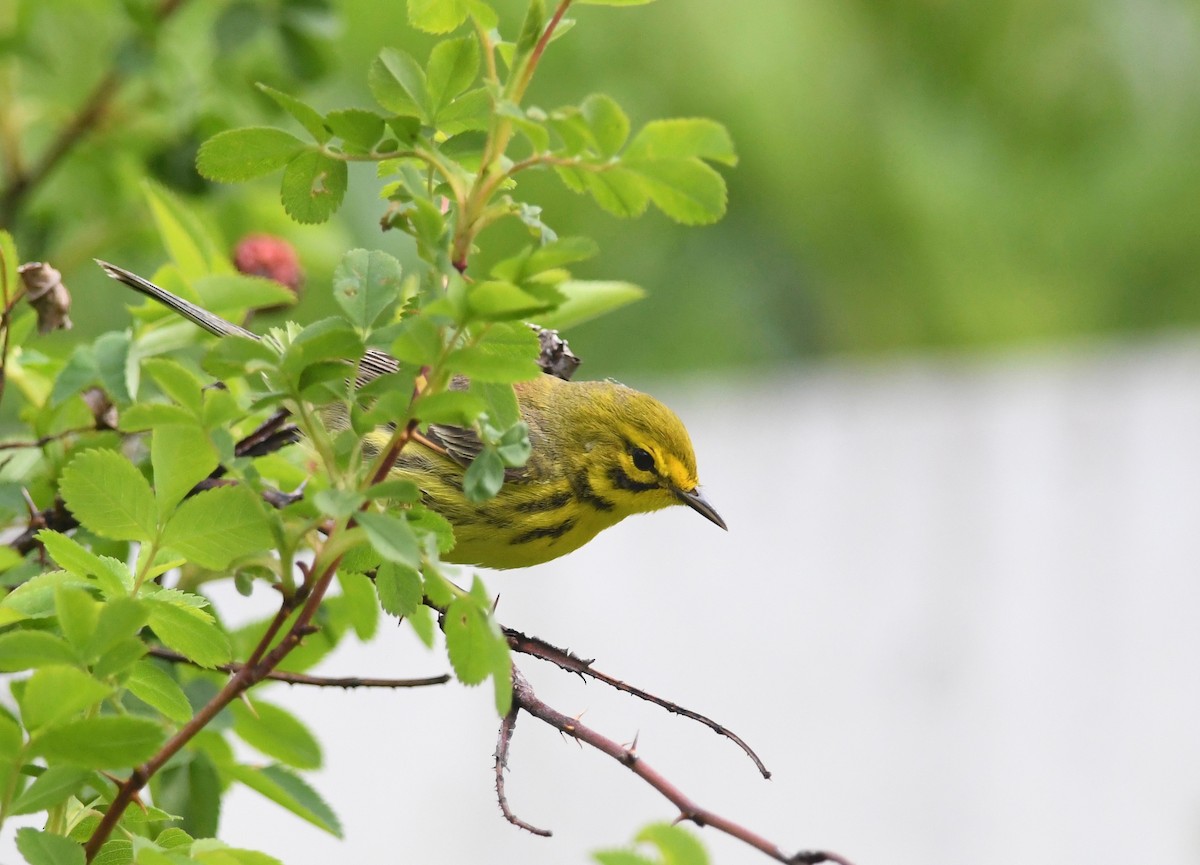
[677,487,727,530]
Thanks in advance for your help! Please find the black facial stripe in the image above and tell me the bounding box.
[513,519,577,544]
[570,469,615,512]
[608,466,659,493]
[513,490,573,513]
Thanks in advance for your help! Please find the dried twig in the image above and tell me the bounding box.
[506,627,771,779]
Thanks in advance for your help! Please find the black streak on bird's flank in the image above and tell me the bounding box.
[513,490,573,513]
[607,466,659,494]
[570,470,615,512]
[513,519,576,545]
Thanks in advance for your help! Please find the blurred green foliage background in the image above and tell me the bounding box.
[4,0,1199,377]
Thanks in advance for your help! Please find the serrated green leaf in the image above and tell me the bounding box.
[10,766,93,816]
[450,322,540,383]
[15,828,85,865]
[60,449,156,542]
[142,358,204,414]
[582,94,629,157]
[145,600,231,669]
[444,595,496,685]
[625,118,736,166]
[0,631,79,671]
[91,839,132,865]
[337,571,378,640]
[467,280,556,321]
[93,331,136,405]
[427,36,479,116]
[280,151,348,224]
[414,390,486,426]
[231,699,321,770]
[20,665,113,730]
[325,109,385,151]
[118,403,197,431]
[55,584,98,650]
[37,715,165,768]
[375,562,422,618]
[463,447,504,502]
[161,485,272,570]
[408,0,469,33]
[535,280,645,329]
[36,530,110,583]
[356,511,419,568]
[256,83,330,143]
[0,572,80,623]
[515,0,546,56]
[126,661,192,723]
[579,166,651,218]
[332,249,403,329]
[623,157,726,225]
[87,597,148,659]
[437,88,491,135]
[153,424,219,514]
[637,823,709,865]
[226,763,342,837]
[390,315,444,365]
[370,47,429,119]
[197,128,306,182]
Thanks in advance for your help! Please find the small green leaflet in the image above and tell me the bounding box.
[332,248,403,329]
[37,716,166,768]
[226,763,343,837]
[126,661,193,724]
[15,828,85,865]
[59,449,157,542]
[196,128,306,183]
[280,151,348,224]
[145,599,232,669]
[161,485,272,570]
[231,699,322,770]
[10,766,93,816]
[20,666,113,731]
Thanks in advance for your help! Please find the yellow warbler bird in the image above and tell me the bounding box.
[98,261,726,569]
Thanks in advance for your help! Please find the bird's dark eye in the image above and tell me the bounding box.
[631,447,656,473]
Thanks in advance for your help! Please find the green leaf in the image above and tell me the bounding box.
[281,317,363,373]
[0,572,79,624]
[637,823,709,865]
[153,424,219,514]
[467,280,556,322]
[49,347,98,407]
[87,597,148,659]
[93,331,137,405]
[15,828,85,865]
[535,280,645,329]
[625,118,736,166]
[426,36,479,116]
[20,665,113,730]
[280,151,348,224]
[118,403,196,431]
[142,358,204,414]
[414,390,486,426]
[184,753,222,838]
[55,584,98,650]
[337,571,378,640]
[594,853,653,865]
[494,422,531,467]
[91,840,133,865]
[582,94,630,158]
[0,631,79,671]
[60,449,156,542]
[203,334,279,379]
[463,448,504,502]
[576,166,650,218]
[623,157,726,225]
[231,699,322,770]
[437,88,491,135]
[256,83,330,143]
[408,0,469,33]
[145,600,231,669]
[197,128,306,182]
[332,249,403,329]
[37,715,165,768]
[143,183,224,280]
[325,109,385,151]
[474,381,520,430]
[36,530,114,586]
[444,594,500,685]
[356,511,419,569]
[375,562,422,618]
[369,48,429,119]
[194,274,296,314]
[161,485,272,570]
[449,322,540,383]
[226,763,342,837]
[515,0,546,57]
[10,766,92,816]
[126,661,193,724]
[389,315,444,365]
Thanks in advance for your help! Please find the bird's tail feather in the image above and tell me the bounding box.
[95,260,257,341]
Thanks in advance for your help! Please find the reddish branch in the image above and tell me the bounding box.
[493,703,551,836]
[507,666,855,865]
[505,627,771,778]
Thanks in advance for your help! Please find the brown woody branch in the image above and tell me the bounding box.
[507,665,855,865]
[147,646,450,689]
[505,627,771,779]
[493,702,551,837]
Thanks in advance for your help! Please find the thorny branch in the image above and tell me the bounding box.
[147,646,450,689]
[506,666,856,865]
[494,703,551,837]
[505,627,771,778]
